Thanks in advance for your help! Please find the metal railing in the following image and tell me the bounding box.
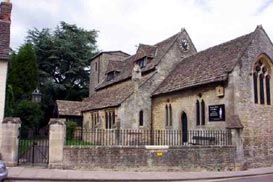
[66,128,232,146]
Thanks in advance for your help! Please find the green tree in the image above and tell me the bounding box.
[5,51,16,117]
[27,21,98,100]
[14,100,43,129]
[8,43,38,100]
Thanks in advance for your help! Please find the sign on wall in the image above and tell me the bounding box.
[209,104,225,121]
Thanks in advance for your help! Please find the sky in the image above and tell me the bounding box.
[6,0,273,55]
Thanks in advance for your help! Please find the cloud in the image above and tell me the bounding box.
[9,0,273,54]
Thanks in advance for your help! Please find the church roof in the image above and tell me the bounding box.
[83,73,154,112]
[105,60,125,74]
[56,100,85,116]
[153,28,259,96]
[95,31,183,90]
[82,81,134,111]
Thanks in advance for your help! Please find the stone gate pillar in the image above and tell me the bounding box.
[48,118,66,168]
[0,117,21,166]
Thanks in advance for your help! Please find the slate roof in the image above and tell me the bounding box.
[83,81,134,111]
[105,60,125,74]
[96,32,181,90]
[83,73,154,112]
[153,29,257,96]
[56,100,85,116]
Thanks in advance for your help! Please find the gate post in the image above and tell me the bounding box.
[48,118,66,168]
[0,117,21,166]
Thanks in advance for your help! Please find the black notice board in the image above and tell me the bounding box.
[209,104,225,121]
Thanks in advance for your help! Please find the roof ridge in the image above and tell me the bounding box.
[152,28,258,97]
[186,31,255,61]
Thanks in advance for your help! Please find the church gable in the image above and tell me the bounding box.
[153,29,256,96]
[96,29,196,91]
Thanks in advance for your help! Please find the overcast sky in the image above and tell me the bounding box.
[6,0,273,54]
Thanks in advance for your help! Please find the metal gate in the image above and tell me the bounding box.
[18,128,49,166]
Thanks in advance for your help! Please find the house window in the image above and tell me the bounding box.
[253,73,258,103]
[196,100,200,126]
[139,110,144,126]
[196,99,205,126]
[106,71,119,81]
[105,110,115,129]
[260,74,265,104]
[165,105,168,126]
[136,58,146,68]
[91,112,99,128]
[266,75,271,105]
[201,100,205,125]
[169,105,172,127]
[253,56,272,105]
[165,104,172,127]
[95,62,98,71]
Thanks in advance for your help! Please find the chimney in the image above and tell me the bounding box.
[0,0,12,59]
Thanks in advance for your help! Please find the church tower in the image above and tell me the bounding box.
[89,51,130,96]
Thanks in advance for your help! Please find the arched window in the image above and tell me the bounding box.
[260,74,265,104]
[165,105,168,126]
[201,100,205,125]
[196,100,200,126]
[266,75,271,105]
[253,56,272,105]
[169,105,172,127]
[253,72,258,103]
[139,110,144,126]
[165,104,172,127]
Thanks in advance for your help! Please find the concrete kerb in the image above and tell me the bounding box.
[5,166,273,181]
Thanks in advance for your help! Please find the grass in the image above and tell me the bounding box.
[65,140,94,146]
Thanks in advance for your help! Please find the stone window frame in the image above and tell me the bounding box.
[253,54,272,105]
[165,104,173,128]
[196,98,206,126]
[91,111,99,129]
[105,109,115,129]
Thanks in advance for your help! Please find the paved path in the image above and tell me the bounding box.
[5,166,273,181]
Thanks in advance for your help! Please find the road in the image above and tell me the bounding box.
[211,174,273,182]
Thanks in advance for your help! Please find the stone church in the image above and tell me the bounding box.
[57,25,273,168]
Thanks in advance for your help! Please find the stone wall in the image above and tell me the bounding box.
[152,83,231,130]
[62,145,236,171]
[232,27,273,168]
[118,30,197,130]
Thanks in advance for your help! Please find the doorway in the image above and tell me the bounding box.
[181,112,188,143]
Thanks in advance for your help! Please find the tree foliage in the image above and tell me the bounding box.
[8,44,38,100]
[14,100,43,129]
[5,22,98,129]
[27,21,98,100]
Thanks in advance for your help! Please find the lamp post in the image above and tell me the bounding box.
[32,88,42,103]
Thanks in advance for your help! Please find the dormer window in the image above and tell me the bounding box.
[136,57,146,68]
[106,71,119,81]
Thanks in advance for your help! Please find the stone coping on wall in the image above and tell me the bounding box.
[63,145,235,149]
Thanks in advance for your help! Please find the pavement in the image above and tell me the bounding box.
[5,166,273,181]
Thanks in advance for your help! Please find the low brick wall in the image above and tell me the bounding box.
[62,145,236,171]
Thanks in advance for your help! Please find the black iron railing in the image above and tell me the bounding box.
[66,128,232,146]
